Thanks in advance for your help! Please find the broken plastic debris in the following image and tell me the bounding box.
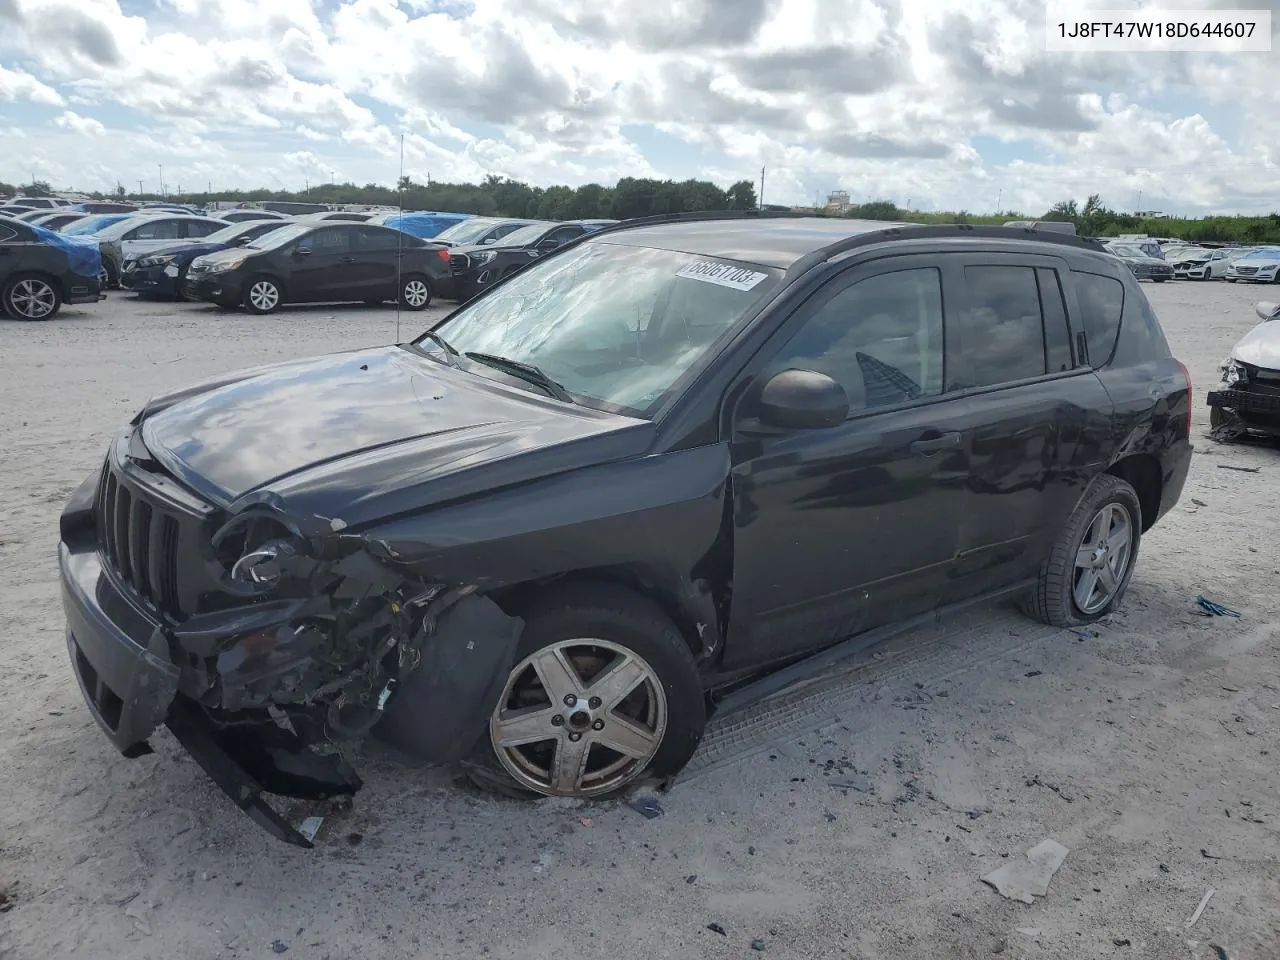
[981,839,1070,904]
[328,517,348,531]
[627,795,664,819]
[828,774,873,793]
[1196,596,1241,618]
[296,817,324,844]
[1185,888,1215,928]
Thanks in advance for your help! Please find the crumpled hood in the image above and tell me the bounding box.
[138,346,651,523]
[1231,318,1280,369]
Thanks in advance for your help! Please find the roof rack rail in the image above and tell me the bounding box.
[791,222,1109,274]
[572,210,1109,268]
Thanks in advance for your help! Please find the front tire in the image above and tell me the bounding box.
[471,584,706,800]
[1023,475,1142,627]
[3,274,62,321]
[399,274,432,310]
[243,276,282,314]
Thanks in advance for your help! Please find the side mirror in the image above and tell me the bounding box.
[755,369,849,430]
[481,237,497,245]
[235,235,252,246]
[294,246,311,257]
[536,238,559,252]
[1257,301,1279,322]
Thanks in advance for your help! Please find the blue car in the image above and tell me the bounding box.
[119,219,290,298]
[379,211,472,239]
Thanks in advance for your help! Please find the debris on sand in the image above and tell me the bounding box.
[981,839,1070,904]
[1196,596,1242,618]
[1216,464,1260,473]
[828,773,874,793]
[706,923,726,936]
[627,795,664,820]
[1185,888,1215,928]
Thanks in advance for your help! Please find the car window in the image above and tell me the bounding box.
[765,267,945,412]
[183,219,222,238]
[959,265,1048,387]
[128,220,182,241]
[546,226,585,246]
[0,225,17,243]
[1073,272,1124,368]
[491,223,527,240]
[354,226,398,251]
[299,227,350,254]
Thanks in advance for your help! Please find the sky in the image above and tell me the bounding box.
[0,0,1277,215]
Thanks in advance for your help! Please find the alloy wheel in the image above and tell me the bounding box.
[403,279,430,307]
[249,280,280,312]
[1072,502,1134,615]
[8,278,57,319]
[490,638,668,798]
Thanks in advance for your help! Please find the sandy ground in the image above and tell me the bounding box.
[1,282,1278,960]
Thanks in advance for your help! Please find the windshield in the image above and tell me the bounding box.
[246,222,312,250]
[206,222,268,244]
[61,214,130,236]
[416,239,783,417]
[1110,245,1145,258]
[435,218,500,244]
[492,224,550,248]
[1241,247,1280,260]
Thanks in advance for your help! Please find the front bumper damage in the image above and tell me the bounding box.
[58,442,523,847]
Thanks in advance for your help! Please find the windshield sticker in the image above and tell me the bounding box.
[675,259,769,292]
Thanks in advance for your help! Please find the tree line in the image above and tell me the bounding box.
[5,175,1279,243]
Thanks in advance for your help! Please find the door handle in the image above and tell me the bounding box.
[910,431,962,456]
[340,256,356,263]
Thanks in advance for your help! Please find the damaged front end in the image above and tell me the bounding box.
[1207,300,1280,443]
[59,430,522,847]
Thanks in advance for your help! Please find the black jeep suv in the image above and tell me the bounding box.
[58,214,1192,844]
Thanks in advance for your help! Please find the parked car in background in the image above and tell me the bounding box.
[377,211,472,239]
[96,213,230,287]
[1226,247,1280,283]
[1105,242,1174,281]
[1207,299,1280,439]
[56,215,1192,840]
[430,216,541,247]
[183,221,452,313]
[445,220,616,301]
[217,209,293,223]
[8,196,68,210]
[30,211,91,232]
[60,212,159,237]
[0,204,37,216]
[1172,247,1236,280]
[69,201,140,214]
[120,219,291,299]
[0,218,102,320]
[296,211,377,223]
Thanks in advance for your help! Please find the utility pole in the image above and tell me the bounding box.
[1136,189,1143,212]
[996,188,1002,213]
[137,179,144,197]
[158,164,164,198]
[759,165,765,210]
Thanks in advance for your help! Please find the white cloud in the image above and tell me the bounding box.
[52,110,105,135]
[0,0,1275,213]
[0,64,64,105]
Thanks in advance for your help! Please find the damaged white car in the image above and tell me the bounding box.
[1207,300,1280,441]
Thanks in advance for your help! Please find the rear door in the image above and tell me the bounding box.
[724,256,974,668]
[287,225,355,300]
[944,253,1114,599]
[352,226,402,296]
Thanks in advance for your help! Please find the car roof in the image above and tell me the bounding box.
[589,214,1108,270]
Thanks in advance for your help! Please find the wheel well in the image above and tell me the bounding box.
[5,270,62,293]
[1107,454,1162,531]
[489,565,719,662]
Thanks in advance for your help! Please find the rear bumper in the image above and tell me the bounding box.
[1156,438,1192,524]
[65,277,102,305]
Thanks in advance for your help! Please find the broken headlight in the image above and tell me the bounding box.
[1223,359,1245,386]
[230,538,300,585]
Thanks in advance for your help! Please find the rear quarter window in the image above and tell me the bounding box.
[1073,272,1124,367]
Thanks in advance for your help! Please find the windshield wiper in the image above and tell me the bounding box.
[463,352,574,403]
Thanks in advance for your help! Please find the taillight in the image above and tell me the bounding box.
[1176,359,1192,438]
[436,247,450,264]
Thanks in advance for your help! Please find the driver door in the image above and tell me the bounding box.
[288,226,355,300]
[722,257,974,669]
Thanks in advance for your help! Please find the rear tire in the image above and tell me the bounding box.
[465,583,706,800]
[2,273,62,321]
[243,276,282,314]
[399,274,432,310]
[1023,475,1142,627]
